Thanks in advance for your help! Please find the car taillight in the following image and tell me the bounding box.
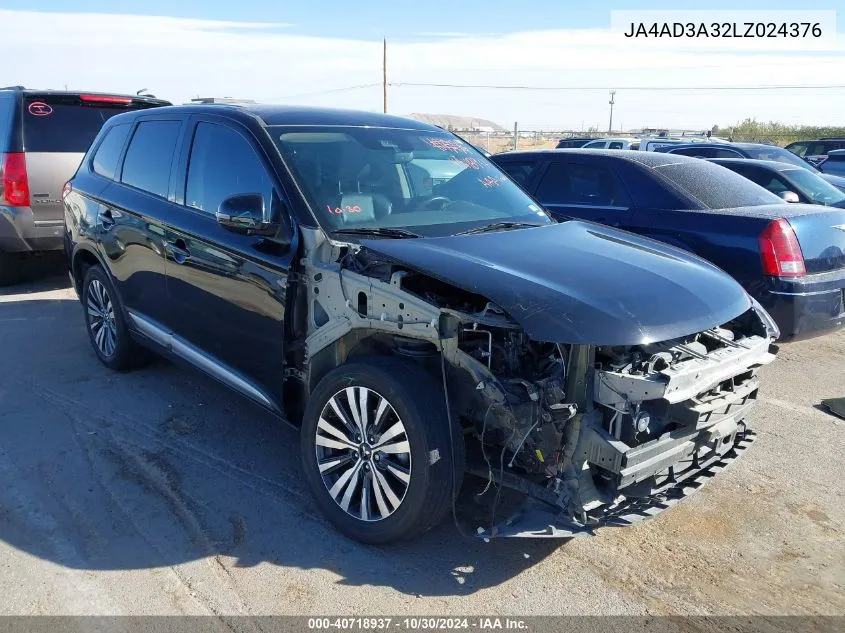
[79,94,132,105]
[1,152,30,207]
[62,181,72,200]
[759,218,806,277]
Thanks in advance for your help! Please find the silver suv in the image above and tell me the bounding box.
[0,87,169,284]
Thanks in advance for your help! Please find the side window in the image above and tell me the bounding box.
[121,120,181,198]
[582,140,605,149]
[185,122,272,214]
[91,123,131,180]
[497,161,538,188]
[608,141,624,149]
[787,143,807,157]
[0,97,12,150]
[535,163,628,207]
[673,147,716,158]
[711,148,742,158]
[806,142,826,156]
[733,167,784,193]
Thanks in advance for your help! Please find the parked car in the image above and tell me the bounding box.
[64,105,778,543]
[491,149,845,341]
[656,142,845,192]
[785,138,845,166]
[0,86,170,284]
[639,136,727,152]
[581,137,640,150]
[555,137,599,149]
[818,149,845,177]
[708,158,845,208]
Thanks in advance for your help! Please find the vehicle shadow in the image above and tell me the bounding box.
[0,292,563,598]
[0,252,69,294]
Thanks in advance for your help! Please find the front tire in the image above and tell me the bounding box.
[300,356,464,544]
[81,265,147,371]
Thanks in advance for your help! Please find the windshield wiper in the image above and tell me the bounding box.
[330,227,422,239]
[455,221,544,236]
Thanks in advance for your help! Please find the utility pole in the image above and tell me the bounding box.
[382,38,387,113]
[608,90,616,134]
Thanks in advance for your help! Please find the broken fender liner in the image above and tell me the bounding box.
[476,429,756,539]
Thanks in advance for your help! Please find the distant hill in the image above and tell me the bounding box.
[406,113,506,132]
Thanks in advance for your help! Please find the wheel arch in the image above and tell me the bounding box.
[71,245,106,297]
[285,330,440,426]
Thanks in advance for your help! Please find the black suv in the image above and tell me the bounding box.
[64,104,777,543]
[0,87,169,284]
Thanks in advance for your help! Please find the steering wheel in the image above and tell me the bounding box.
[418,196,452,211]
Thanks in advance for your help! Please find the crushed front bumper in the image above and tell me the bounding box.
[477,428,755,539]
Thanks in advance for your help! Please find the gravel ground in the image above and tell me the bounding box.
[0,261,842,617]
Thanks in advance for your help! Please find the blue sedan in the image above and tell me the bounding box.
[492,149,845,341]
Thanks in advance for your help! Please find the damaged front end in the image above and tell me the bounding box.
[295,226,778,539]
[457,312,776,538]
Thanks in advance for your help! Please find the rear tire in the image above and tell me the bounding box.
[0,251,21,286]
[300,356,464,544]
[81,265,148,371]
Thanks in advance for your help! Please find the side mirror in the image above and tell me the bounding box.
[216,193,279,236]
[778,191,800,203]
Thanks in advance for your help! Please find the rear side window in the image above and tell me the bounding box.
[185,122,272,214]
[608,141,624,149]
[22,96,146,153]
[91,124,131,180]
[535,162,629,207]
[497,161,538,188]
[121,120,181,198]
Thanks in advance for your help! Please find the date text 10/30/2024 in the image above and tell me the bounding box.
[307,617,528,630]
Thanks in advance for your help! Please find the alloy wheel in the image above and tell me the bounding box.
[315,386,412,521]
[87,279,117,357]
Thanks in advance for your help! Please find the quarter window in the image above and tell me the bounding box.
[92,123,131,180]
[121,120,181,198]
[185,123,271,214]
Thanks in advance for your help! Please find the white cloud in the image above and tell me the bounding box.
[2,10,844,129]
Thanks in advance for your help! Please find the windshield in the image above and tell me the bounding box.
[742,146,819,172]
[270,126,551,236]
[782,169,845,206]
[654,159,782,209]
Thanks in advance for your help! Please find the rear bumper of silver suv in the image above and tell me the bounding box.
[0,205,65,253]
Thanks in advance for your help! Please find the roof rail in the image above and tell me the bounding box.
[186,97,257,105]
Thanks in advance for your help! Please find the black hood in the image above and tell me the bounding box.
[361,221,753,345]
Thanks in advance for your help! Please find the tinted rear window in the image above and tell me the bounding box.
[23,96,154,153]
[653,159,781,209]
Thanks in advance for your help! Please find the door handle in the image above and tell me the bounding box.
[100,209,115,228]
[167,238,191,264]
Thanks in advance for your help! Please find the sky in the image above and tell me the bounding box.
[1,1,844,130]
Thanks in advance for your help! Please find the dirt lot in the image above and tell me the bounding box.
[0,260,843,617]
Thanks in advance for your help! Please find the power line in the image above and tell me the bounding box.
[389,81,845,92]
[278,83,380,99]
